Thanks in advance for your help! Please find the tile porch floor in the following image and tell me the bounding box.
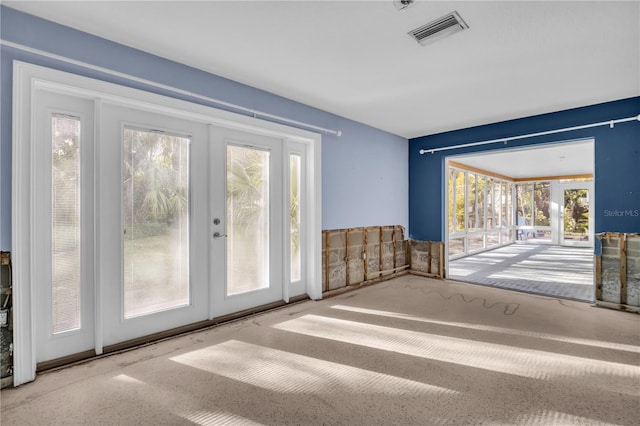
[448,244,594,302]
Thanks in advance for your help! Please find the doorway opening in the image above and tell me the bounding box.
[444,139,595,301]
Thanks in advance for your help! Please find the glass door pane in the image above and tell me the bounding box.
[534,183,551,226]
[448,168,454,234]
[534,182,551,241]
[226,145,271,296]
[563,188,590,244]
[467,174,477,232]
[493,180,501,229]
[455,171,465,233]
[290,154,302,282]
[51,114,82,333]
[517,183,533,241]
[486,178,494,229]
[477,176,486,230]
[122,128,190,318]
[505,183,513,242]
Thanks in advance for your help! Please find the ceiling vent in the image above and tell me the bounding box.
[408,11,469,46]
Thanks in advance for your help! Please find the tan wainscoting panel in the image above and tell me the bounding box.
[595,232,640,312]
[321,226,445,296]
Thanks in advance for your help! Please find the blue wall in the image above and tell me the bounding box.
[409,97,640,242]
[0,6,408,250]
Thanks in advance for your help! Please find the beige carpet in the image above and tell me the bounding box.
[1,275,639,425]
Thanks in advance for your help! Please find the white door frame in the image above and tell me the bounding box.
[12,61,323,385]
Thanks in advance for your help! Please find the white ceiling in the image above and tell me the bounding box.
[3,0,640,178]
[5,0,639,140]
[450,139,594,179]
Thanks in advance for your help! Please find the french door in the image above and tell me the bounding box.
[99,103,211,346]
[32,92,296,361]
[210,127,284,317]
[14,62,321,384]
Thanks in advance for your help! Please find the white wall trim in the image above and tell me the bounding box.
[93,99,104,356]
[12,61,36,385]
[308,132,323,300]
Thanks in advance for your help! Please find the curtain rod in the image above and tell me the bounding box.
[419,114,640,155]
[1,39,343,137]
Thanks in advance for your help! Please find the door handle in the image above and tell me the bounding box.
[213,232,227,239]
